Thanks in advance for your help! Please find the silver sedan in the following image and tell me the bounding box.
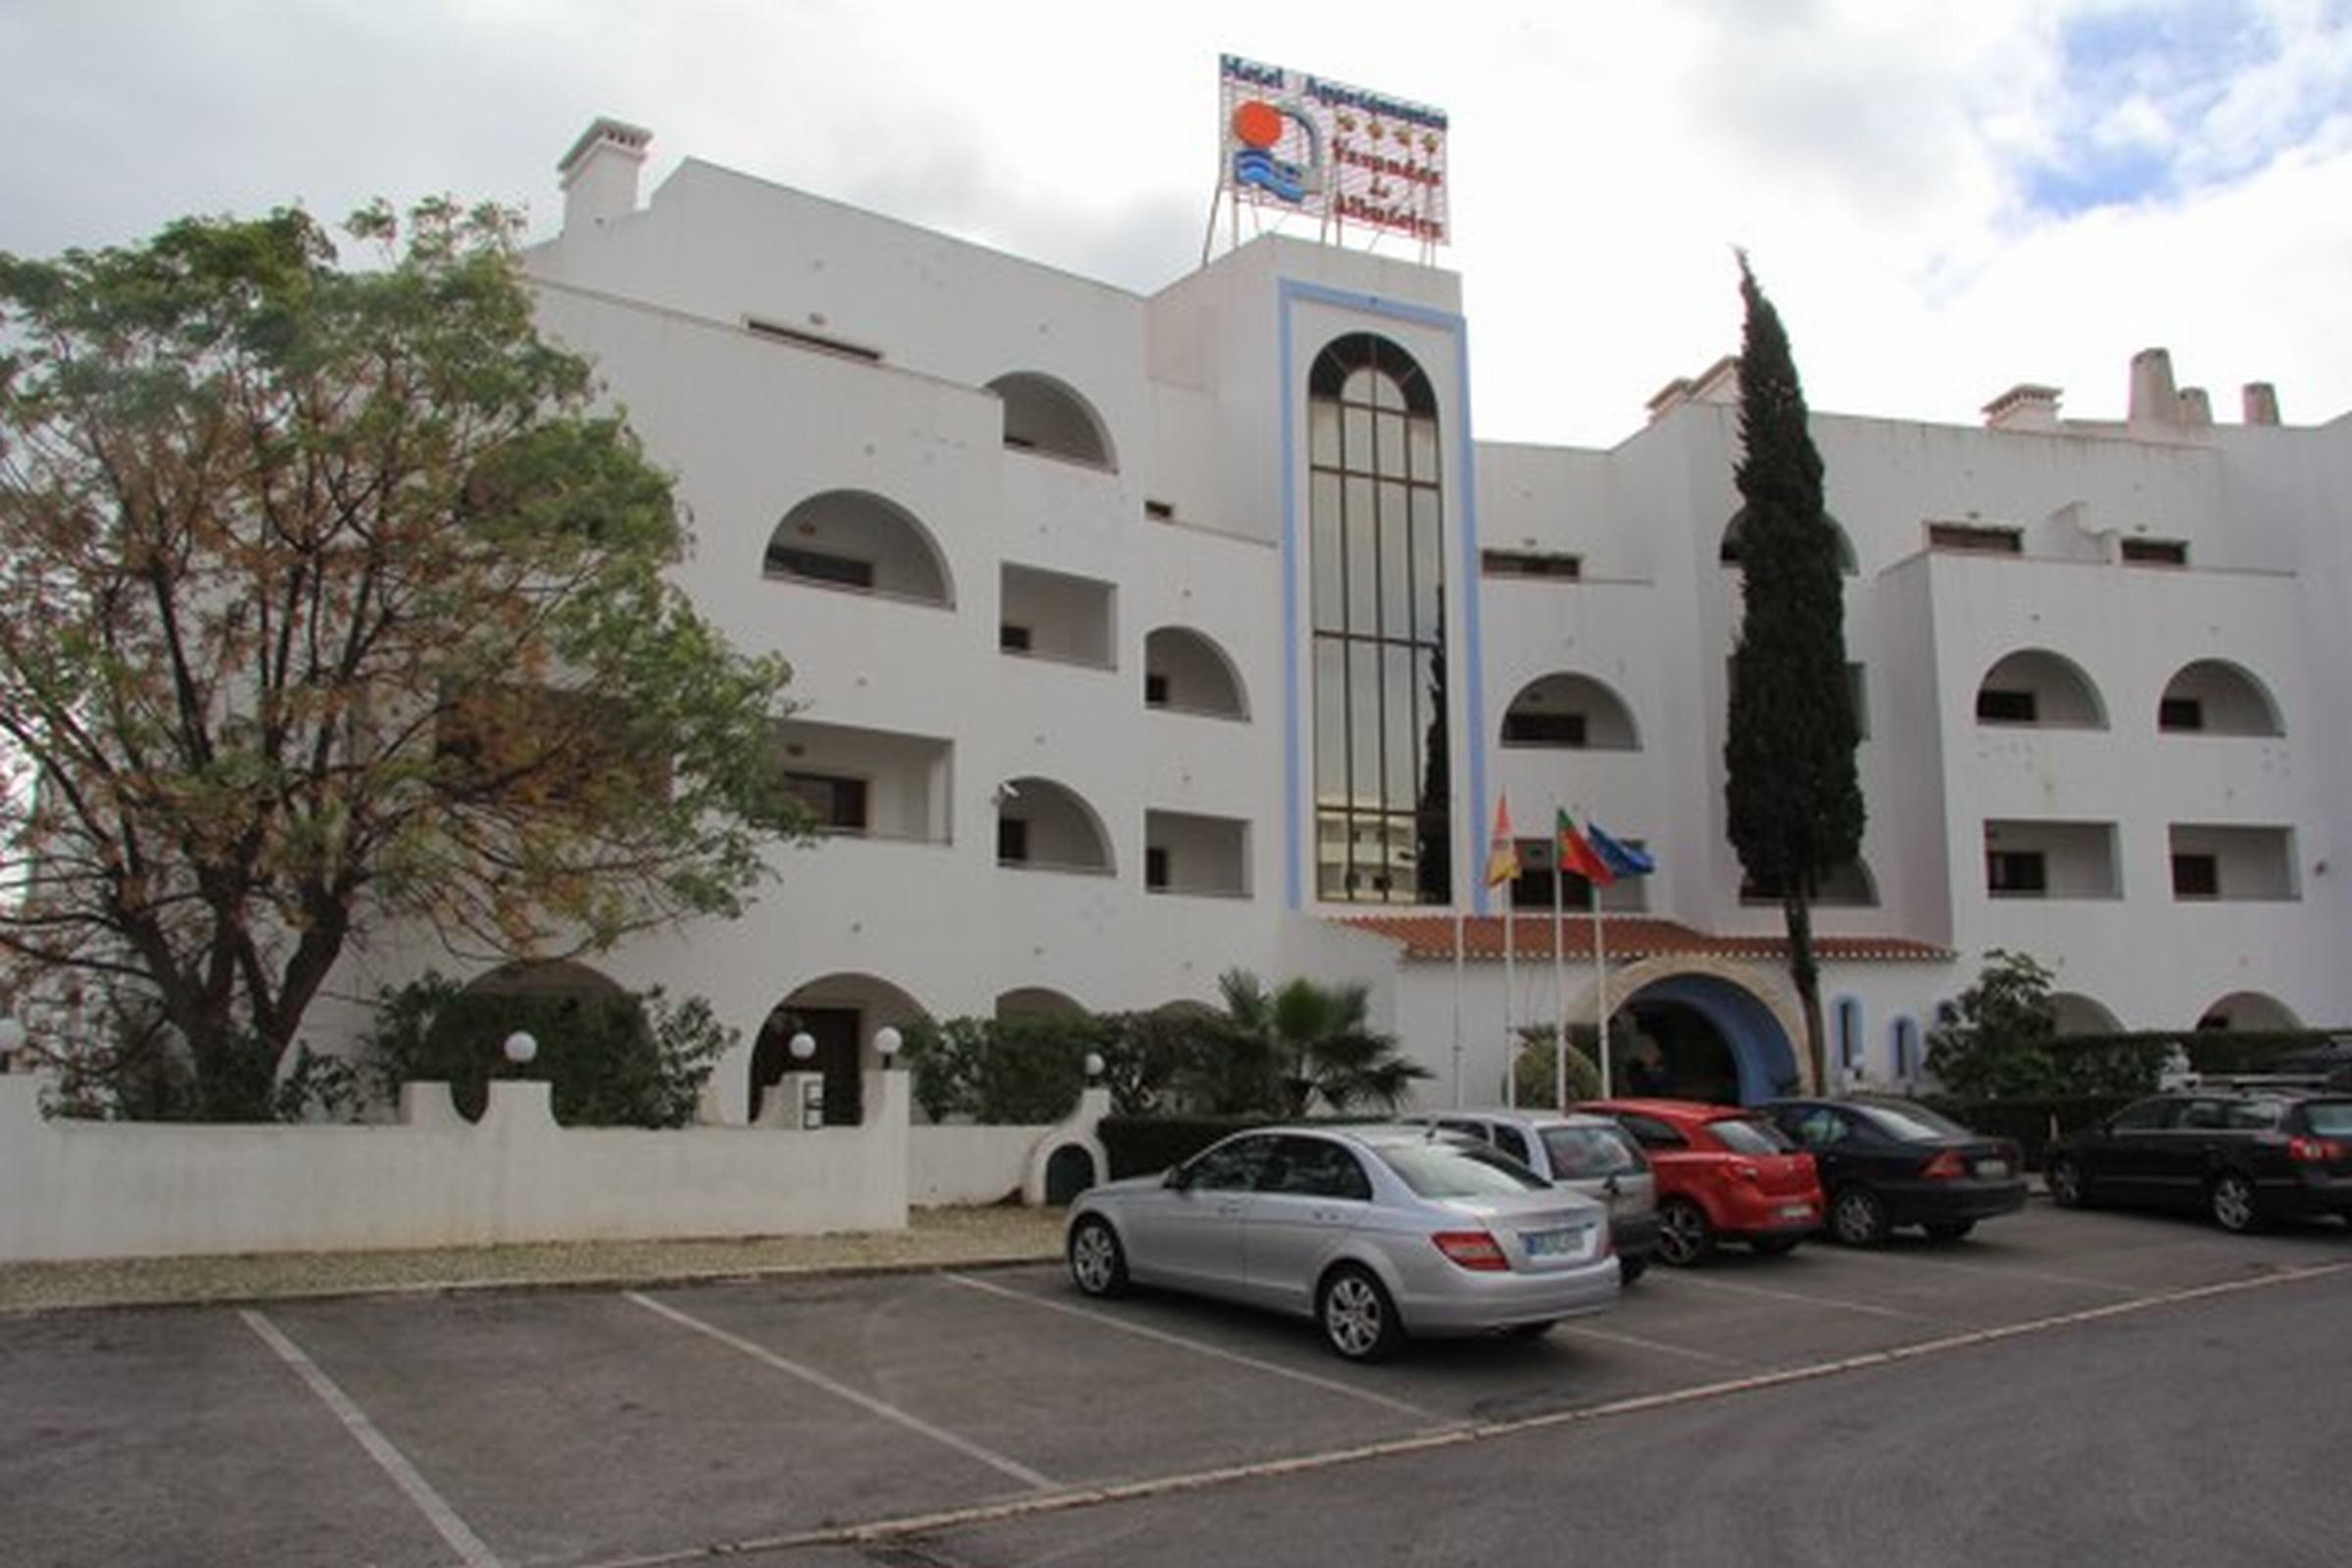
[1065,1124,1620,1361]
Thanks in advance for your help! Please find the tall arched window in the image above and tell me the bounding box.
[1307,333,1448,904]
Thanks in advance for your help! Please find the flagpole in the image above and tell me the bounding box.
[1502,898,1516,1107]
[1450,907,1465,1107]
[1551,840,1568,1111]
[1591,872,1611,1095]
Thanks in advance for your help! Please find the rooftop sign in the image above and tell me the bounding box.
[1218,55,1448,245]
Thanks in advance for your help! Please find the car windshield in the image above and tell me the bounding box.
[1541,1124,1645,1178]
[1707,1116,1795,1155]
[1373,1139,1550,1198]
[1855,1102,1975,1142]
[2302,1102,2352,1137]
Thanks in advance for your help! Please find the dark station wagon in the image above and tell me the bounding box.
[2045,1086,2352,1233]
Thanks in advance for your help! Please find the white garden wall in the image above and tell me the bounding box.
[0,1070,910,1263]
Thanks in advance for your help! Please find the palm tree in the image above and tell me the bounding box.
[1215,970,1429,1117]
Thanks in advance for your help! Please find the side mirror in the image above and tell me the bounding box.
[1162,1164,1193,1192]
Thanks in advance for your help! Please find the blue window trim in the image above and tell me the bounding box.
[1278,280,1485,911]
[1834,995,1864,1072]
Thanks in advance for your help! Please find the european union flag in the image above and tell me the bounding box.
[1586,821,1655,879]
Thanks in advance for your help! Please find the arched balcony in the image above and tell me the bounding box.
[1144,626,1249,719]
[1975,649,2107,728]
[763,490,953,607]
[1499,672,1640,751]
[2158,660,2283,736]
[988,371,1116,470]
[995,777,1114,875]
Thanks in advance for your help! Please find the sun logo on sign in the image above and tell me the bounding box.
[1231,98,1323,205]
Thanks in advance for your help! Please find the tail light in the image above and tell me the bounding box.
[2289,1136,2345,1163]
[1921,1150,1967,1181]
[1432,1230,1510,1271]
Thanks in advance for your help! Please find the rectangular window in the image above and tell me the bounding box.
[784,772,868,834]
[1146,846,1170,891]
[2172,854,2220,899]
[997,817,1029,864]
[1144,500,1176,521]
[2121,537,2189,566]
[1500,710,1587,747]
[999,623,1033,653]
[1977,688,2037,723]
[764,545,875,588]
[743,316,883,363]
[2159,697,2204,732]
[1928,522,2023,554]
[1481,549,1582,580]
[1144,671,1170,707]
[1986,851,2047,897]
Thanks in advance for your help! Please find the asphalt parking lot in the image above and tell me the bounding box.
[4,1201,2347,1568]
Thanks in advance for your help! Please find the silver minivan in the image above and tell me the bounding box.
[1400,1109,1662,1282]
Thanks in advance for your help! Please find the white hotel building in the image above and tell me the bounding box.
[514,119,2352,1122]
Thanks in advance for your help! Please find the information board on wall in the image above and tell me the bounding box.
[1218,54,1448,244]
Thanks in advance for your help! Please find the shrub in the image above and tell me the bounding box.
[363,972,729,1127]
[1510,1026,1603,1108]
[901,1013,1107,1124]
[1100,1114,1275,1179]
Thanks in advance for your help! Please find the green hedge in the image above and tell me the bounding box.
[1100,1115,1275,1179]
[1924,1094,2136,1170]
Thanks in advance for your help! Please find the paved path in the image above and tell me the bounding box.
[0,1204,1067,1312]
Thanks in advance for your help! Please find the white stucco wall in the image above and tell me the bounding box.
[0,1072,908,1262]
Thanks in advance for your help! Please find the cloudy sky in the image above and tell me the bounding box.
[4,0,2347,447]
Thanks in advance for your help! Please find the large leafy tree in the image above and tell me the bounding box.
[0,201,805,1118]
[1722,255,1865,1092]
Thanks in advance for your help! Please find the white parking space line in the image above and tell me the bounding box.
[1650,1271,1954,1322]
[1836,1248,2142,1294]
[1549,1320,1747,1366]
[571,1258,2352,1568]
[622,1290,1055,1491]
[946,1273,1446,1423]
[240,1309,503,1568]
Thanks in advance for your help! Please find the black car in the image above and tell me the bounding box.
[1760,1095,2028,1246]
[2045,1087,2352,1233]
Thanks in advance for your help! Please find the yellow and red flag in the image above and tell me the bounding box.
[1484,796,1521,888]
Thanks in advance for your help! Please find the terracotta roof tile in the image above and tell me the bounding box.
[1338,913,1951,964]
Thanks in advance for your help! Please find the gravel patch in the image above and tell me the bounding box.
[0,1204,1068,1313]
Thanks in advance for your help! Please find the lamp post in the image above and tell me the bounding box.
[0,1014,23,1073]
[873,1025,903,1062]
[503,1030,538,1066]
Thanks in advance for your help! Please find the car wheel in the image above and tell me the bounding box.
[1066,1215,1130,1298]
[1618,1254,1648,1286]
[1655,1198,1716,1266]
[1318,1264,1405,1363]
[1922,1219,1977,1242]
[1748,1233,1802,1257]
[2209,1170,2263,1235]
[1830,1186,1889,1247]
[2046,1154,2087,1208]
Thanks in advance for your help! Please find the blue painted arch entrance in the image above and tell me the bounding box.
[1610,969,1804,1104]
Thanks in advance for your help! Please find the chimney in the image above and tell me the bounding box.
[559,118,653,234]
[2177,387,2212,426]
[1983,383,2063,432]
[2128,348,2179,425]
[2242,382,2280,426]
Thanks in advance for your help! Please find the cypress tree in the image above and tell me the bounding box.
[1723,254,1866,1092]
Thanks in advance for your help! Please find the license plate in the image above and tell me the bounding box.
[1522,1227,1581,1257]
[1779,1203,1815,1220]
[1976,1159,2010,1180]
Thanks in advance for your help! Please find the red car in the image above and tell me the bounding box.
[1578,1099,1823,1265]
